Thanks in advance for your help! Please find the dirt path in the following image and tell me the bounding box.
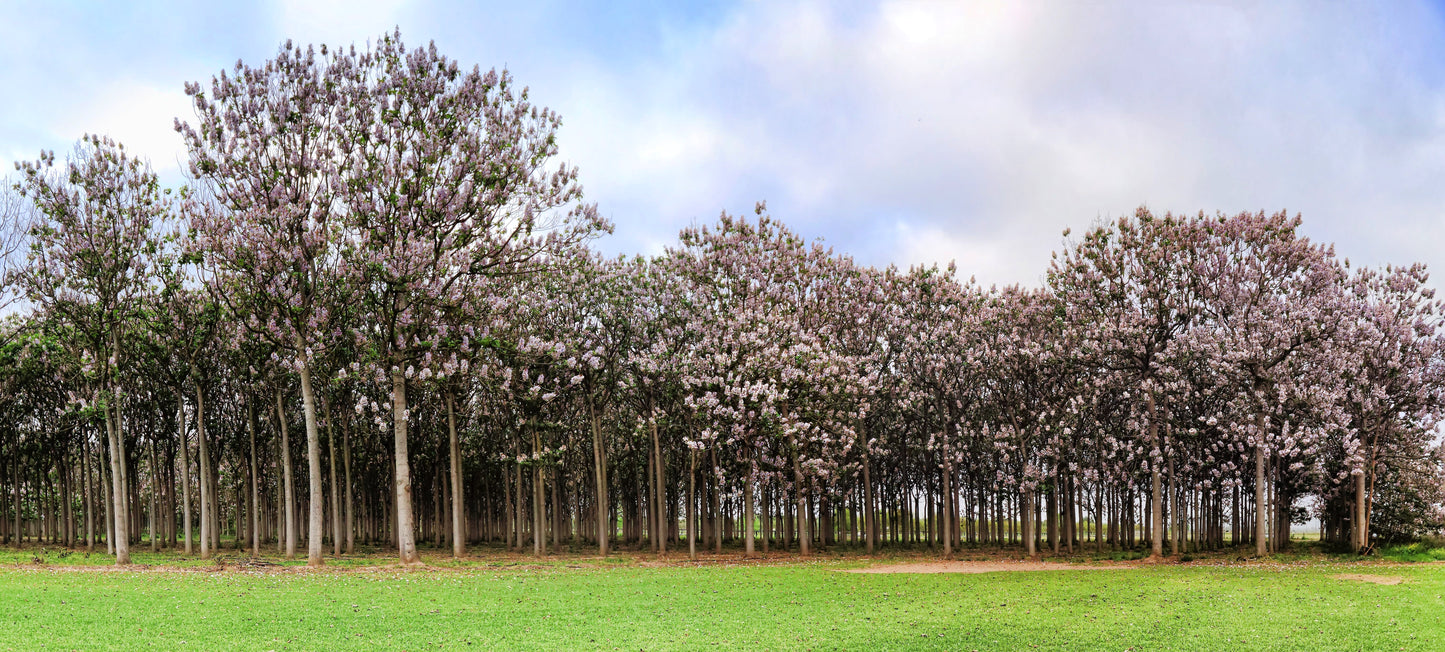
[843,560,1137,574]
[1333,573,1405,585]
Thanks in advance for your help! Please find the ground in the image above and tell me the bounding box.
[0,542,1441,650]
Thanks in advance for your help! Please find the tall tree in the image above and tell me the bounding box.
[178,41,358,566]
[1049,209,1202,558]
[1195,210,1347,556]
[336,30,606,564]
[16,135,165,564]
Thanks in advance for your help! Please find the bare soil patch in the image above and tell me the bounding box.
[844,560,1136,574]
[1333,573,1405,585]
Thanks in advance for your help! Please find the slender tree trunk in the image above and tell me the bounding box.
[688,449,696,560]
[1047,471,1058,555]
[650,415,665,555]
[296,357,325,567]
[1168,457,1179,557]
[446,388,464,558]
[550,467,561,553]
[7,453,15,548]
[1354,467,1368,552]
[862,450,876,554]
[193,377,214,560]
[325,399,341,556]
[503,462,514,551]
[943,460,954,556]
[177,400,191,555]
[276,388,297,559]
[744,444,755,557]
[148,439,158,551]
[1023,486,1036,557]
[710,448,721,554]
[247,397,261,557]
[82,434,94,551]
[512,441,522,551]
[1255,442,1268,557]
[103,401,129,564]
[208,445,220,551]
[1365,458,1378,547]
[274,418,284,553]
[588,396,608,556]
[788,431,809,556]
[1147,393,1163,558]
[102,448,114,553]
[531,424,544,556]
[343,412,354,554]
[390,371,421,565]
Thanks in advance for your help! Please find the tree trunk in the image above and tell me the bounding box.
[1255,440,1268,557]
[943,460,954,555]
[391,371,421,565]
[862,449,875,554]
[82,434,94,551]
[744,445,755,557]
[148,440,158,551]
[650,415,665,555]
[446,388,464,558]
[1047,472,1058,555]
[531,424,544,556]
[103,448,114,554]
[710,448,721,554]
[687,449,696,559]
[325,399,341,556]
[1023,486,1037,557]
[343,411,354,554]
[512,441,522,551]
[1168,457,1178,557]
[588,396,608,556]
[247,396,261,557]
[194,378,216,560]
[276,387,297,559]
[788,431,809,556]
[103,401,129,564]
[174,401,190,558]
[1354,468,1367,552]
[550,467,561,553]
[297,357,325,567]
[1146,392,1163,558]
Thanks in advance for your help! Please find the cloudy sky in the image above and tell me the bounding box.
[3,1,1444,287]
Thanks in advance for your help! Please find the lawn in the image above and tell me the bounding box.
[0,547,1441,650]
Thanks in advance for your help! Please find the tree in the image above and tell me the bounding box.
[336,30,607,564]
[1195,210,1347,556]
[1337,263,1444,551]
[1050,209,1203,558]
[15,135,165,564]
[178,40,358,566]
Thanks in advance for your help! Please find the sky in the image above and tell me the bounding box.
[3,0,1445,288]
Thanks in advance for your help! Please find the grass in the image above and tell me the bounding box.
[1378,541,1445,563]
[0,543,1441,650]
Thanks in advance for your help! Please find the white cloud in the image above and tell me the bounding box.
[14,0,1435,288]
[51,81,194,175]
[549,0,1445,287]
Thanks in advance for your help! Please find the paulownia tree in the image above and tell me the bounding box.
[178,40,359,566]
[1049,209,1203,558]
[15,135,165,565]
[1195,210,1347,556]
[336,31,608,564]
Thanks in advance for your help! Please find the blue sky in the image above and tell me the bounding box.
[4,1,1445,286]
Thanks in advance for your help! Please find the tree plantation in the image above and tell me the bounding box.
[2,32,1443,574]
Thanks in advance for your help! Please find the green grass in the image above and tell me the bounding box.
[0,549,1441,650]
[1378,541,1445,563]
